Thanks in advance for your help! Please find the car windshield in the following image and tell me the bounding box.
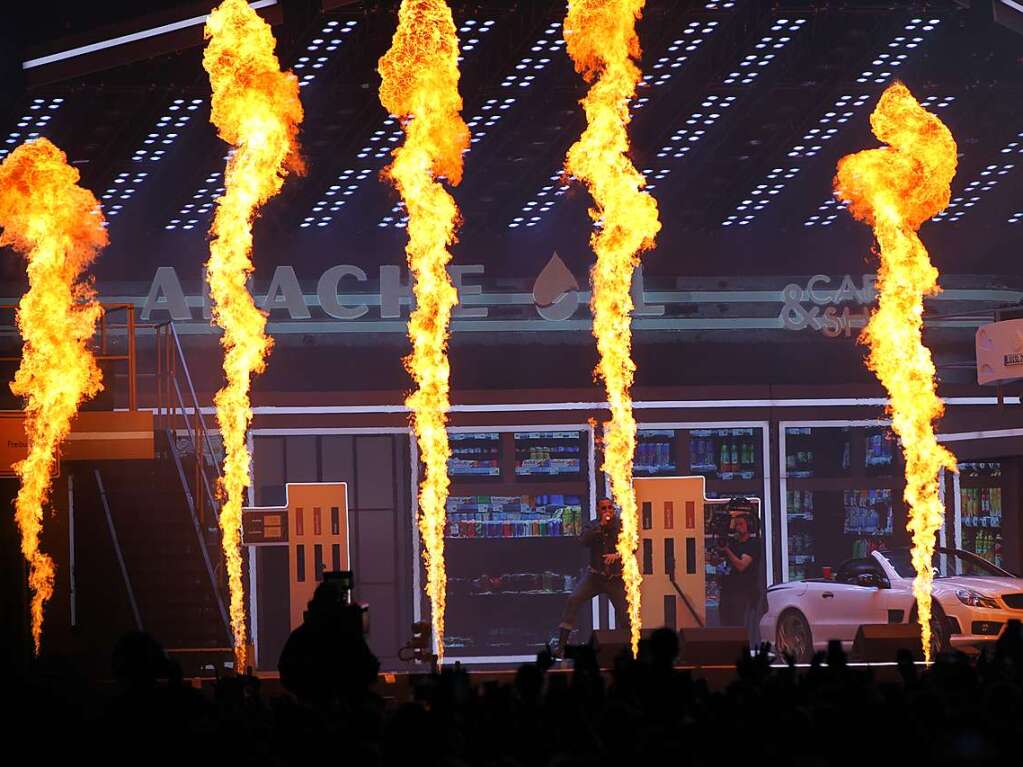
[880,548,1013,579]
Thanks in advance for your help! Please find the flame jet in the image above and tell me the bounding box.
[379,0,469,661]
[203,0,303,671]
[563,0,660,656]
[0,139,106,653]
[835,82,957,663]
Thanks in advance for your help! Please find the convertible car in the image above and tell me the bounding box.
[761,547,1023,661]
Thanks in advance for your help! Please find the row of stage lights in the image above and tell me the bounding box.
[727,19,945,229]
[375,19,553,230]
[106,99,204,220]
[802,95,956,229]
[1,98,64,160]
[170,18,361,231]
[302,18,500,230]
[27,9,1023,234]
[510,18,728,230]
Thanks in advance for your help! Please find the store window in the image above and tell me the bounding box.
[443,428,591,659]
[957,462,1004,568]
[689,428,761,481]
[783,424,904,582]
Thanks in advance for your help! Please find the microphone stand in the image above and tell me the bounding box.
[667,554,704,628]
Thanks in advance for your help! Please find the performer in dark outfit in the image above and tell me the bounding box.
[555,497,628,656]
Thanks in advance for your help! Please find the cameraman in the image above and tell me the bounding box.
[278,580,378,707]
[554,497,628,657]
[714,513,759,632]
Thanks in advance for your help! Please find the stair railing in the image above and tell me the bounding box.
[154,322,232,644]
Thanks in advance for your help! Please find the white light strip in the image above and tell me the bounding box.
[23,1,278,70]
[129,396,1005,418]
[937,427,1023,443]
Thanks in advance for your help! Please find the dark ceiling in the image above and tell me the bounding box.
[0,0,1021,290]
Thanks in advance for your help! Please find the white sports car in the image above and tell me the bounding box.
[761,547,1023,661]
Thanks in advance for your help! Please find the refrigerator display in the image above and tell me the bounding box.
[634,429,677,475]
[864,427,897,476]
[444,489,591,656]
[689,428,759,480]
[785,426,852,478]
[786,489,815,580]
[959,462,1004,567]
[514,431,583,477]
[445,495,585,539]
[448,570,578,597]
[449,432,501,477]
[842,488,894,535]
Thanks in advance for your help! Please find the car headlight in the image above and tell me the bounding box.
[955,588,1000,609]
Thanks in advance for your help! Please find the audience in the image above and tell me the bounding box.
[8,619,1023,766]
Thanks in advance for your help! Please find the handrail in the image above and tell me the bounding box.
[0,302,141,411]
[165,426,232,645]
[154,320,232,644]
[169,373,220,518]
[170,322,223,476]
[155,322,223,526]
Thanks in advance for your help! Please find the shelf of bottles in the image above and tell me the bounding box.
[863,426,897,477]
[785,426,852,478]
[958,461,1004,567]
[514,431,583,477]
[689,428,760,480]
[634,429,678,475]
[786,489,815,581]
[845,488,894,560]
[445,495,585,539]
[448,570,580,598]
[448,432,502,477]
[783,424,905,582]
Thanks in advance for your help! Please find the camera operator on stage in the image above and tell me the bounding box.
[554,497,628,658]
[711,510,760,634]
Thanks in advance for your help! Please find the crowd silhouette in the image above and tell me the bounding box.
[8,601,1023,766]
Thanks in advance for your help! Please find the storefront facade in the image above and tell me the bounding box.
[243,385,1023,667]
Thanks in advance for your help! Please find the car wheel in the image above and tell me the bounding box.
[911,601,951,658]
[776,609,813,663]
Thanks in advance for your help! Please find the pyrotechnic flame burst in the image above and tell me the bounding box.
[835,82,957,663]
[0,138,106,653]
[379,0,468,661]
[563,0,660,656]
[203,0,303,672]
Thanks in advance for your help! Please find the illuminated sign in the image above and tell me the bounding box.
[12,256,1012,336]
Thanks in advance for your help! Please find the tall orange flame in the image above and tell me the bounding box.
[379,0,468,662]
[835,82,957,663]
[203,0,303,671]
[0,139,106,653]
[564,0,660,656]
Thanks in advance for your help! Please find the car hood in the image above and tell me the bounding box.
[933,576,1023,596]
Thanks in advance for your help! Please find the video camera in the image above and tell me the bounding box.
[709,497,759,546]
[320,570,370,635]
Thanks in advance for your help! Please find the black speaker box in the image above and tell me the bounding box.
[588,629,663,665]
[678,627,749,665]
[852,623,923,662]
[589,629,629,666]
